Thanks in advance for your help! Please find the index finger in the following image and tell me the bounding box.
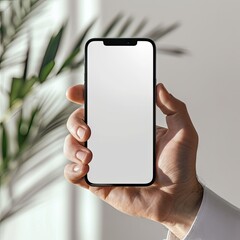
[66,84,84,104]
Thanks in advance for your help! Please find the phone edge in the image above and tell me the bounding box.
[84,38,156,187]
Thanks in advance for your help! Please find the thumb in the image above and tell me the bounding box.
[156,83,186,116]
[156,83,195,132]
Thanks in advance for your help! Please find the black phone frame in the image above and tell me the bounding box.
[84,38,156,186]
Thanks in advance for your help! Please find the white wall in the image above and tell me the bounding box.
[99,0,240,239]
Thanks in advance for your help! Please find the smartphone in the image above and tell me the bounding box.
[85,38,156,186]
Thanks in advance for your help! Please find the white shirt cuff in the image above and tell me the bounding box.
[166,186,240,240]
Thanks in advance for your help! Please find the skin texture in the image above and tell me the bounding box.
[64,83,203,239]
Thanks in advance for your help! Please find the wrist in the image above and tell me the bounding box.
[163,181,203,239]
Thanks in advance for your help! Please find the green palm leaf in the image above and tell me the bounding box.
[117,17,133,37]
[57,18,97,74]
[22,39,31,80]
[146,22,180,41]
[158,46,187,55]
[0,0,46,67]
[102,13,123,37]
[0,123,8,172]
[9,77,23,107]
[39,25,65,82]
[131,18,147,37]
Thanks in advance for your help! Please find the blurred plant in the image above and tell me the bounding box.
[0,0,185,223]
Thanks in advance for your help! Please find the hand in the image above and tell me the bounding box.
[63,83,203,239]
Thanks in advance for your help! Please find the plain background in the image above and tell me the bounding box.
[1,1,240,240]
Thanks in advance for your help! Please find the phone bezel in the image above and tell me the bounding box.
[84,38,156,186]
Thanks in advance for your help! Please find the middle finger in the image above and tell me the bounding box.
[66,108,91,142]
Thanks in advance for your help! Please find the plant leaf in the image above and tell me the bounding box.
[38,25,65,81]
[57,18,96,74]
[17,128,66,170]
[117,17,133,37]
[9,76,37,107]
[17,166,63,206]
[17,105,40,151]
[39,102,76,136]
[72,18,97,52]
[70,58,84,70]
[1,123,8,171]
[147,22,180,41]
[157,47,187,55]
[17,110,26,149]
[39,60,55,83]
[131,18,147,37]
[57,48,79,74]
[0,166,63,223]
[15,131,67,181]
[0,199,37,223]
[0,11,5,45]
[20,76,38,97]
[1,123,8,161]
[0,0,46,66]
[22,39,31,80]
[9,77,23,107]
[9,3,16,28]
[102,13,123,37]
[26,106,40,137]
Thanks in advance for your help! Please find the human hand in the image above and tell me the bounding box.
[63,83,203,239]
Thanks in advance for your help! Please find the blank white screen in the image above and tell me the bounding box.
[86,40,154,185]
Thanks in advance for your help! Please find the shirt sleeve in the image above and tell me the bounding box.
[166,186,240,240]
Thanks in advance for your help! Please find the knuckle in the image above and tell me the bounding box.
[87,148,93,160]
[63,134,74,157]
[66,117,73,132]
[67,113,79,133]
[64,165,79,184]
[85,125,91,138]
[68,176,80,184]
[88,149,93,159]
[64,134,72,146]
[64,164,72,180]
[64,134,71,142]
[77,107,84,118]
[193,129,199,143]
[74,108,84,121]
[66,109,90,139]
[83,149,93,163]
[63,135,69,153]
[180,101,187,110]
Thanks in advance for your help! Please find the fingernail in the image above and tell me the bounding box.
[76,151,87,162]
[77,127,85,139]
[73,165,81,172]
